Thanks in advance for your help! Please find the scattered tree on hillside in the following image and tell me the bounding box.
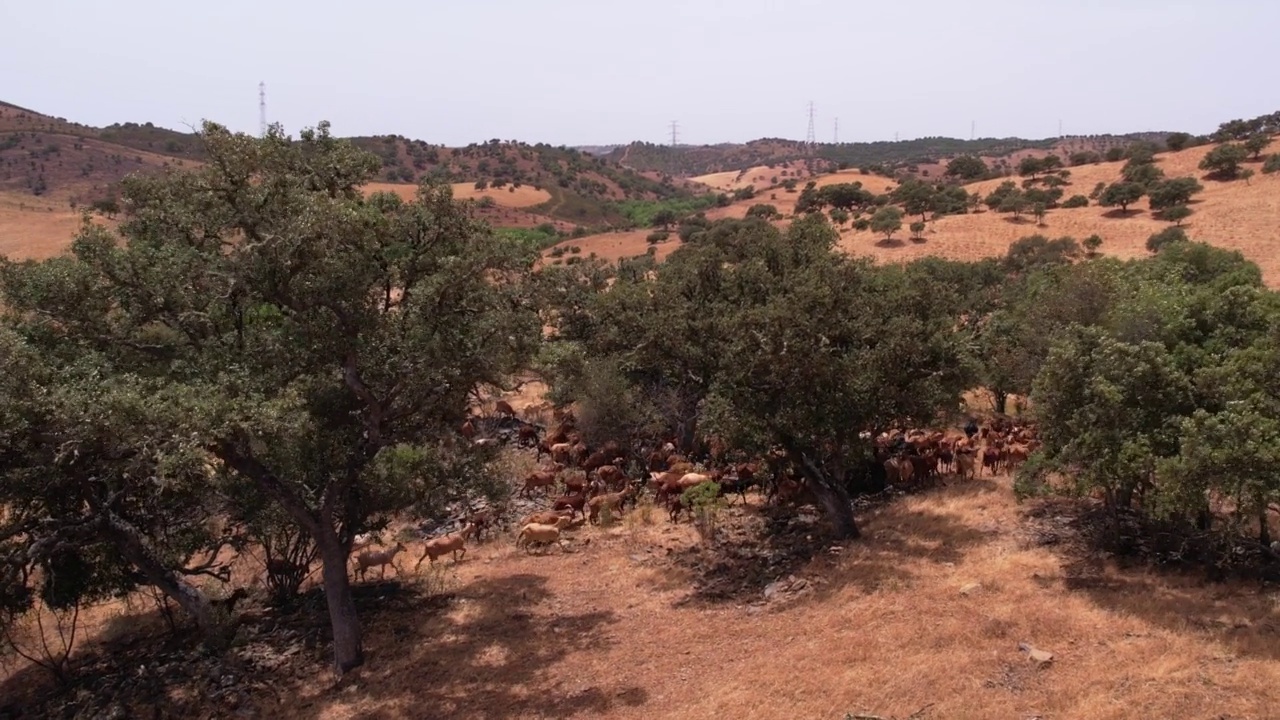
[984,180,1019,211]
[1241,168,1255,185]
[1083,234,1103,257]
[1264,154,1280,174]
[1161,205,1192,226]
[1147,177,1204,211]
[1199,143,1249,179]
[1018,157,1045,179]
[1099,182,1145,213]
[945,155,988,181]
[909,221,926,240]
[1032,203,1047,226]
[893,180,936,221]
[999,191,1028,220]
[1165,132,1192,152]
[1062,195,1089,208]
[869,206,903,241]
[1089,181,1107,200]
[1069,151,1101,166]
[88,198,120,218]
[745,203,781,221]
[1104,147,1125,162]
[1244,134,1273,160]
[1122,161,1165,187]
[0,121,540,674]
[652,209,679,229]
[830,208,850,227]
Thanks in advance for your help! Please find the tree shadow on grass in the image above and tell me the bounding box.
[874,237,905,248]
[1101,208,1142,219]
[669,479,995,605]
[1024,499,1280,662]
[325,574,645,720]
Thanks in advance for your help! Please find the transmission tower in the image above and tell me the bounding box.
[805,102,817,145]
[670,120,679,147]
[258,82,267,137]
[833,117,839,144]
[970,120,975,141]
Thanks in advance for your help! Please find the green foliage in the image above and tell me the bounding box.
[494,226,562,253]
[1198,143,1249,178]
[1165,132,1192,152]
[869,206,904,240]
[0,121,541,672]
[88,197,120,217]
[1147,177,1204,211]
[829,208,850,226]
[1263,154,1280,174]
[1004,235,1080,274]
[1121,160,1165,187]
[1083,234,1103,256]
[745,203,781,220]
[909,220,926,239]
[1159,205,1192,226]
[1089,181,1107,200]
[1146,226,1189,253]
[945,155,988,181]
[1104,147,1125,162]
[852,218,871,231]
[1069,151,1100,166]
[1098,182,1145,212]
[1243,134,1272,159]
[613,195,718,228]
[1062,195,1089,209]
[646,231,670,244]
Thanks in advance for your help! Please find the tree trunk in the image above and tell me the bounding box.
[99,513,217,632]
[993,389,1009,416]
[1259,504,1271,547]
[315,530,364,675]
[787,447,860,540]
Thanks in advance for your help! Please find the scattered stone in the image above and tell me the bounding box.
[1018,641,1054,667]
[959,582,981,596]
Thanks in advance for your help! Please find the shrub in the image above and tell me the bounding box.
[1062,195,1089,208]
[1083,234,1103,257]
[852,218,871,231]
[1262,154,1280,174]
[1104,147,1125,162]
[568,245,582,254]
[646,231,670,244]
[1146,226,1189,253]
[548,246,568,258]
[680,482,724,543]
[909,220,926,239]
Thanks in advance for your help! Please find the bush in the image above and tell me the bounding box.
[1146,226,1189,253]
[909,221,925,239]
[646,231,670,244]
[548,246,567,258]
[1104,147,1125,162]
[679,482,724,543]
[1083,234,1103,256]
[852,218,871,231]
[1062,195,1089,208]
[1263,154,1280,174]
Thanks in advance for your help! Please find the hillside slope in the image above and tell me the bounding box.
[552,142,1280,285]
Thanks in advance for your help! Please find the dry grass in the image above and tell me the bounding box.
[0,193,102,260]
[541,229,681,265]
[363,183,551,208]
[231,473,1280,720]
[690,161,812,193]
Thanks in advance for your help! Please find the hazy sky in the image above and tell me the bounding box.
[3,1,1277,147]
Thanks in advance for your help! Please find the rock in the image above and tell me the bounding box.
[1018,641,1054,666]
[959,582,981,596]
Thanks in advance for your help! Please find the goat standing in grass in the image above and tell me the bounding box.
[354,542,406,582]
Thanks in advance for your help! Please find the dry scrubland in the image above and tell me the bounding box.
[363,182,552,209]
[690,161,813,192]
[8,464,1279,719]
[556,144,1280,285]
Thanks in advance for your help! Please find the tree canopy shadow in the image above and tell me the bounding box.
[669,479,996,606]
[875,237,905,248]
[327,574,645,720]
[1024,499,1280,662]
[1101,208,1142,219]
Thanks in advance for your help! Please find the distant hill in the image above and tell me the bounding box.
[609,133,1176,179]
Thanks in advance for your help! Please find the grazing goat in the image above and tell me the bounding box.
[587,486,637,524]
[516,516,572,553]
[553,491,588,519]
[521,469,560,497]
[416,523,476,569]
[521,510,573,528]
[494,400,516,417]
[955,450,976,480]
[352,532,380,554]
[354,542,406,582]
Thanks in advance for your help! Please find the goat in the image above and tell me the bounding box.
[516,516,571,553]
[521,509,573,528]
[416,523,476,569]
[354,542,406,582]
[521,469,560,497]
[494,399,516,417]
[553,491,588,519]
[587,486,637,524]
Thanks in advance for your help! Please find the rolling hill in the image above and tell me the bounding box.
[549,140,1280,285]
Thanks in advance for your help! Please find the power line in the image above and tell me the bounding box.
[669,120,679,147]
[806,101,816,146]
[258,82,267,137]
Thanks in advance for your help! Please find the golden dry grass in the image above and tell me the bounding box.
[0,193,99,260]
[262,474,1280,720]
[541,229,681,265]
[363,182,551,208]
[690,162,811,193]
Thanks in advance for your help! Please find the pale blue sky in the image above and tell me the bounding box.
[2,1,1276,146]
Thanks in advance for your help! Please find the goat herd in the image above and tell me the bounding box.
[338,405,1042,572]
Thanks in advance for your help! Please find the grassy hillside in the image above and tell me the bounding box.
[553,139,1280,285]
